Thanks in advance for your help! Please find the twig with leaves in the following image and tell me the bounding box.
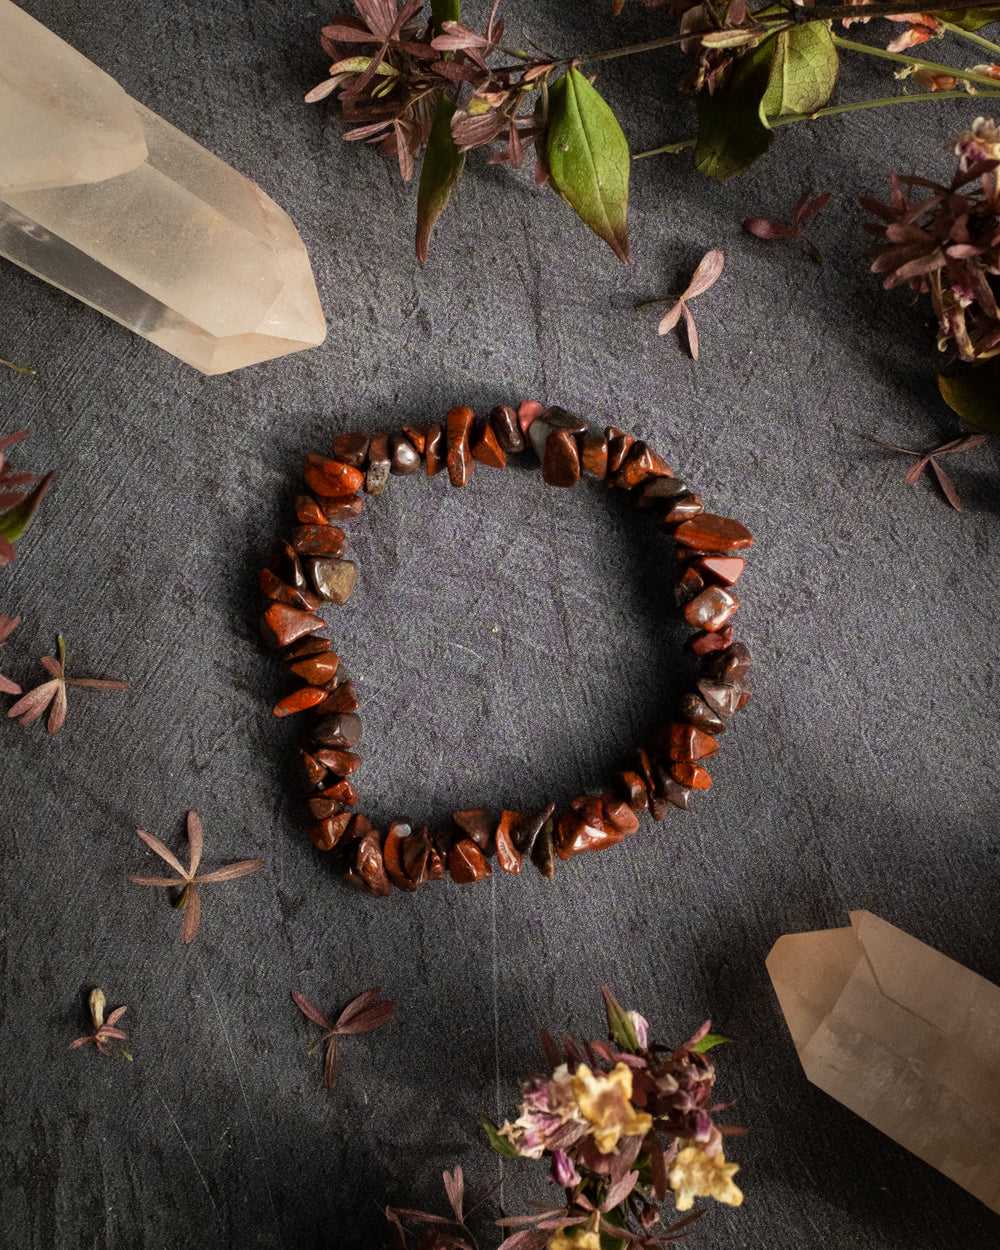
[291,985,396,1089]
[129,811,264,944]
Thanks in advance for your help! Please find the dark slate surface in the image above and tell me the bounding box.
[2,1,999,1247]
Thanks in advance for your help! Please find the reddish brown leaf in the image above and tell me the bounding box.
[194,859,264,883]
[335,985,385,1029]
[539,1029,562,1069]
[292,990,337,1031]
[443,1166,464,1224]
[181,884,201,944]
[335,998,396,1035]
[324,1033,340,1089]
[929,456,963,509]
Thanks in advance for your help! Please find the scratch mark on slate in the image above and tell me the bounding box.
[197,953,286,1250]
[152,1083,223,1230]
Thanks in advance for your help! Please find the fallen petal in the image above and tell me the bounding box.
[683,248,724,299]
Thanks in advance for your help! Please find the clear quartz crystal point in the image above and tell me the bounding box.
[0,0,326,374]
[767,910,1000,1214]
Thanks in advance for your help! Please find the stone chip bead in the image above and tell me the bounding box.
[702,642,752,682]
[261,603,326,649]
[446,406,476,487]
[671,760,712,790]
[287,650,340,686]
[665,722,720,762]
[355,825,393,896]
[425,423,444,475]
[659,494,705,525]
[332,432,371,467]
[471,423,507,468]
[683,585,739,632]
[307,556,357,605]
[580,433,608,481]
[274,685,329,718]
[291,524,347,558]
[674,514,754,552]
[528,406,588,461]
[303,454,365,498]
[308,812,351,851]
[680,692,727,736]
[495,810,524,873]
[320,493,364,522]
[636,477,690,509]
[612,441,673,490]
[260,567,321,613]
[311,711,362,749]
[698,678,748,719]
[384,822,417,891]
[365,433,391,496]
[453,808,493,849]
[543,429,581,488]
[390,433,421,475]
[449,837,492,883]
[698,556,745,587]
[489,404,524,453]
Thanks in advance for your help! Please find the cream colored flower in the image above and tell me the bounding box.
[569,1063,653,1155]
[547,1227,601,1250]
[955,117,1000,164]
[668,1144,744,1212]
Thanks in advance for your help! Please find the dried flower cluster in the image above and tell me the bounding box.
[864,120,1000,364]
[388,987,744,1250]
[130,810,263,944]
[69,988,129,1057]
[292,985,396,1089]
[0,430,52,566]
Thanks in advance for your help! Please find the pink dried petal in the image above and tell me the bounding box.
[682,302,700,360]
[6,678,58,725]
[682,248,724,299]
[181,883,201,944]
[657,299,685,336]
[292,990,337,1032]
[46,681,67,734]
[135,829,189,879]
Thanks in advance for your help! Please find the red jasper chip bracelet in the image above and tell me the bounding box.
[259,401,754,897]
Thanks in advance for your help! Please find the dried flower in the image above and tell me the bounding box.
[884,11,940,52]
[129,810,263,943]
[862,141,1000,364]
[875,433,987,509]
[292,984,395,1089]
[485,988,742,1247]
[745,190,831,262]
[69,988,129,1057]
[668,1144,743,1211]
[6,634,128,734]
[570,1063,653,1154]
[0,613,20,695]
[646,249,724,360]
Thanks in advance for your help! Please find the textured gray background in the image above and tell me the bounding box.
[2,0,999,1247]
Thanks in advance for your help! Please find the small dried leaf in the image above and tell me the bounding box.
[682,249,724,299]
[929,456,963,510]
[539,1028,562,1069]
[744,217,798,239]
[135,829,188,879]
[292,990,337,1032]
[682,302,699,361]
[186,811,204,876]
[324,1033,340,1089]
[335,985,385,1030]
[181,884,201,944]
[443,1165,464,1224]
[656,300,685,336]
[335,998,396,1035]
[194,859,264,883]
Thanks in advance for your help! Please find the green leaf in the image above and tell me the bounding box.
[695,38,774,181]
[415,94,466,263]
[939,359,1000,432]
[431,0,461,33]
[601,985,640,1053]
[481,1119,518,1158]
[761,22,838,117]
[546,67,631,263]
[937,7,1000,30]
[0,470,54,545]
[691,1032,733,1053]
